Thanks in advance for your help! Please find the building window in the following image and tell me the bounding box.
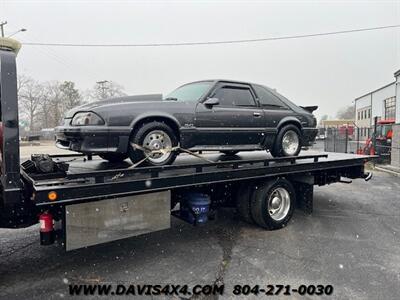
[358,111,360,120]
[384,97,396,120]
[368,108,371,119]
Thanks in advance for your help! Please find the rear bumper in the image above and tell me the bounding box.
[54,126,131,154]
[301,127,318,146]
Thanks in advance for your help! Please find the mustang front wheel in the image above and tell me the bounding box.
[129,121,178,166]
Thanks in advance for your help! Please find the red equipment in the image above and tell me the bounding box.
[39,212,54,245]
[338,125,354,136]
[358,119,395,156]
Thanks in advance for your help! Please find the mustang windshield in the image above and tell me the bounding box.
[165,81,212,102]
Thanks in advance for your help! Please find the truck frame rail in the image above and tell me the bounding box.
[20,152,369,206]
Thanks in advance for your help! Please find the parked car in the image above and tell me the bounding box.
[55,80,318,166]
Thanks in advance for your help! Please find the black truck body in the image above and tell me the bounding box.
[0,42,373,250]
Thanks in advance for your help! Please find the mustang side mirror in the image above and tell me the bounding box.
[204,97,220,107]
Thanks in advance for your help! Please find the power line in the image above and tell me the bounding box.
[20,24,400,48]
[18,33,101,85]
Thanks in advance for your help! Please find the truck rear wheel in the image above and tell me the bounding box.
[250,178,295,230]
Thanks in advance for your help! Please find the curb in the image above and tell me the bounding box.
[374,166,400,177]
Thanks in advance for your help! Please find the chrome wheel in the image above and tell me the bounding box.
[282,130,299,156]
[267,187,291,221]
[142,130,172,164]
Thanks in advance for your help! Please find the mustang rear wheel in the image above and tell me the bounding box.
[129,121,178,166]
[271,124,301,157]
[99,153,128,163]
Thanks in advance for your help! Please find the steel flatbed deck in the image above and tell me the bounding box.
[21,151,371,207]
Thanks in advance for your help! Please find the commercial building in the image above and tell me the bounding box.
[354,70,400,167]
[354,76,397,140]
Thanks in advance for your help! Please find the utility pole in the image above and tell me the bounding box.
[96,80,109,99]
[0,21,7,37]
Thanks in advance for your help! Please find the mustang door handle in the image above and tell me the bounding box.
[253,112,262,117]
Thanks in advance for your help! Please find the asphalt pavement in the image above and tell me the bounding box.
[0,166,399,299]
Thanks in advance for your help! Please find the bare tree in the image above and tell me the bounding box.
[19,79,84,130]
[18,76,43,132]
[60,81,82,112]
[17,74,31,95]
[38,82,63,129]
[17,75,100,131]
[90,81,127,101]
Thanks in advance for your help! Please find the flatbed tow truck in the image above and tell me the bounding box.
[0,39,373,251]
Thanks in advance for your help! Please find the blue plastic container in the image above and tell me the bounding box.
[180,193,211,225]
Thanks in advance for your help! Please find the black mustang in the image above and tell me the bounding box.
[55,80,318,166]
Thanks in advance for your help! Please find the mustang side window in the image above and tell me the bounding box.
[214,86,255,107]
[254,85,287,109]
[165,81,212,102]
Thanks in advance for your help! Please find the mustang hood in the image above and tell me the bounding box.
[65,94,163,118]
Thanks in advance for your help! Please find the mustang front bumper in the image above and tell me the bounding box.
[55,125,131,154]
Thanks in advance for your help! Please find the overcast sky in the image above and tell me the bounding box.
[1,0,399,119]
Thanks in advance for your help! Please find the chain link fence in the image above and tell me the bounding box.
[323,127,358,154]
[320,125,399,165]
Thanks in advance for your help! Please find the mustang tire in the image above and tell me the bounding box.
[99,153,128,163]
[271,124,301,157]
[129,121,178,166]
[250,178,296,230]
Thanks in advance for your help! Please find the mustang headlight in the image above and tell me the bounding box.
[71,112,105,126]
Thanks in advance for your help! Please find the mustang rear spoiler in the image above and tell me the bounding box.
[300,105,318,113]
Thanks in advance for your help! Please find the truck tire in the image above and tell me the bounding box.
[271,124,301,157]
[250,178,296,230]
[128,121,178,166]
[99,153,128,163]
[235,183,254,223]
